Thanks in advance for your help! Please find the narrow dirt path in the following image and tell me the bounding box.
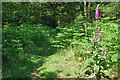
[31,47,52,79]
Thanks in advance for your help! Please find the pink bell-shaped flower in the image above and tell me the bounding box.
[84,24,87,32]
[95,8,99,19]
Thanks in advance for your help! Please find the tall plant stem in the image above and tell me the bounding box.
[85,31,87,44]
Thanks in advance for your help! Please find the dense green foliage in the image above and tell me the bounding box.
[2,2,119,79]
[2,24,55,78]
[3,24,55,60]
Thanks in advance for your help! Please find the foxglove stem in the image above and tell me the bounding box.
[96,34,98,38]
[84,24,88,46]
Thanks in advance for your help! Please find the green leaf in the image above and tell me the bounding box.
[94,64,99,74]
[100,70,112,78]
[84,58,94,68]
[111,54,118,62]
[84,51,91,54]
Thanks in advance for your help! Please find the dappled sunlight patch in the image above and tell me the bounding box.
[36,48,81,78]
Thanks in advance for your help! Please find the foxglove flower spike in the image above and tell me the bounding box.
[84,24,87,32]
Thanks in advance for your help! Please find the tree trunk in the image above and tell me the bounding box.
[39,3,42,23]
[88,2,91,19]
[84,0,87,18]
[57,15,60,27]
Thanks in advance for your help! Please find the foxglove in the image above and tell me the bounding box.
[84,24,87,32]
[99,38,102,42]
[103,58,105,60]
[93,35,95,42]
[103,51,107,60]
[98,28,100,33]
[100,33,102,38]
[95,8,99,19]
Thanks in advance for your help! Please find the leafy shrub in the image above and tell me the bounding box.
[2,24,55,62]
[52,21,88,48]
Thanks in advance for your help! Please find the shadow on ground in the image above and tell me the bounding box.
[2,56,36,78]
[39,71,58,78]
[2,46,57,79]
